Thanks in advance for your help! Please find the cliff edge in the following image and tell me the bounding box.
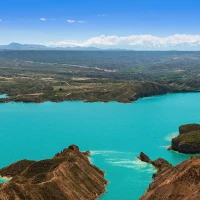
[0,145,107,200]
[140,155,200,200]
[171,124,200,153]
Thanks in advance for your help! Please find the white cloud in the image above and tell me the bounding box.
[77,20,87,24]
[40,18,47,21]
[47,34,200,50]
[97,14,108,17]
[67,20,75,23]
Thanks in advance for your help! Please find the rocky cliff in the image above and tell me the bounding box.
[171,124,200,153]
[140,156,200,200]
[138,152,173,178]
[0,145,107,200]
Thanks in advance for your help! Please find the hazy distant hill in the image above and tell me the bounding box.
[0,43,100,50]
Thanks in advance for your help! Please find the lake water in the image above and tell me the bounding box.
[0,177,10,183]
[0,93,199,199]
[0,94,7,99]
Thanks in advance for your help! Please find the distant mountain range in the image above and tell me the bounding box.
[0,43,100,50]
[1,42,198,51]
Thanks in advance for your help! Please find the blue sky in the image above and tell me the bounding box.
[1,0,200,49]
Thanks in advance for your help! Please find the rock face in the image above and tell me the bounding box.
[138,152,172,177]
[171,124,200,153]
[140,157,200,200]
[138,152,152,163]
[0,145,107,200]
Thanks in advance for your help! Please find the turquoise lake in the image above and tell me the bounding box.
[0,93,199,199]
[0,94,7,99]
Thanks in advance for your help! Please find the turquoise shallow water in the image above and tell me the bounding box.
[0,94,7,99]
[0,177,10,183]
[0,93,199,199]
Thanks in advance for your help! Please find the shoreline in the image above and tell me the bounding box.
[0,176,11,182]
[0,91,199,105]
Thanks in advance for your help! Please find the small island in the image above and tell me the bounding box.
[0,145,107,200]
[169,123,200,154]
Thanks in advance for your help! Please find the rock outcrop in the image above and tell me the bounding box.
[140,156,200,200]
[171,124,200,153]
[0,145,107,200]
[138,152,152,163]
[137,152,173,177]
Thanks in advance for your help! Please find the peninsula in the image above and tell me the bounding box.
[138,153,200,200]
[0,145,107,200]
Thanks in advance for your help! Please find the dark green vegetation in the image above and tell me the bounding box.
[0,145,107,200]
[171,124,200,153]
[179,124,200,134]
[0,50,200,103]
